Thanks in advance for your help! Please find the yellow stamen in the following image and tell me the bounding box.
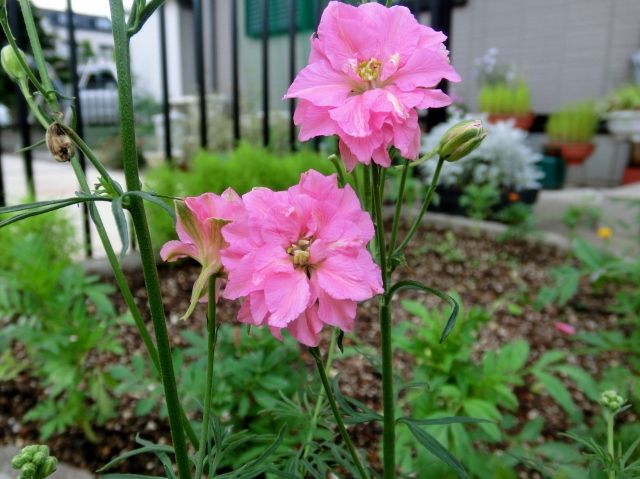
[357,58,382,82]
[287,238,312,267]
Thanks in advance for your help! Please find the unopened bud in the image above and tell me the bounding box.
[20,462,36,478]
[599,389,625,413]
[46,122,74,162]
[438,119,487,162]
[1,45,27,82]
[42,457,57,476]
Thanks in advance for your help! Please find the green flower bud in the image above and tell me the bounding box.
[32,451,46,465]
[1,45,27,82]
[42,457,57,476]
[11,455,27,469]
[599,389,625,413]
[20,462,36,478]
[438,119,487,162]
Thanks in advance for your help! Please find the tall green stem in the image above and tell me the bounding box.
[395,156,444,255]
[108,1,191,478]
[371,165,394,479]
[607,413,615,479]
[309,347,369,479]
[195,278,218,479]
[388,159,409,257]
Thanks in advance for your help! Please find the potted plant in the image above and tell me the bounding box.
[545,101,599,166]
[605,84,640,141]
[478,81,534,130]
[420,115,543,217]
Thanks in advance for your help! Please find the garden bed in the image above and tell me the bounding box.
[0,222,628,476]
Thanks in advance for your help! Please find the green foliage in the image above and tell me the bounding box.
[459,183,500,220]
[605,84,640,111]
[562,203,602,237]
[144,143,333,247]
[477,82,531,115]
[546,102,599,143]
[0,209,121,440]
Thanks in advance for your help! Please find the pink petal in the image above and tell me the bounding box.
[284,59,352,107]
[393,48,461,91]
[287,307,324,347]
[159,240,198,262]
[317,288,357,332]
[554,322,576,335]
[417,89,453,109]
[264,271,311,327]
[316,252,383,301]
[294,101,337,141]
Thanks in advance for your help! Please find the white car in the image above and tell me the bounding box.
[78,62,119,125]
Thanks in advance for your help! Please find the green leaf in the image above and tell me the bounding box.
[122,191,176,223]
[97,445,175,472]
[388,280,459,342]
[400,418,468,478]
[533,371,579,420]
[400,416,493,427]
[461,399,502,441]
[553,364,599,400]
[111,198,130,261]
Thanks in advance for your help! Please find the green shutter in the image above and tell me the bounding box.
[245,0,318,38]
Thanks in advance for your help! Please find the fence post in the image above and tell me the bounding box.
[210,0,218,91]
[66,0,92,257]
[288,0,297,151]
[194,0,207,149]
[159,4,172,162]
[231,0,240,144]
[8,0,35,198]
[425,0,452,129]
[0,125,5,206]
[261,0,270,147]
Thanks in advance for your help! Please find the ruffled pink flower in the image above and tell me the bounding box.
[554,322,576,336]
[284,1,460,170]
[221,170,383,346]
[160,189,243,320]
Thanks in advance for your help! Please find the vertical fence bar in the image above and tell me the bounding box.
[194,0,207,149]
[231,0,240,144]
[425,0,452,129]
[8,0,35,198]
[159,5,172,162]
[312,0,322,151]
[413,0,422,16]
[210,0,218,91]
[261,0,270,147]
[288,0,297,151]
[66,0,92,257]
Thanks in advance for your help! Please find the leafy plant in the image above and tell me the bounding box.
[563,203,602,237]
[478,82,531,115]
[605,84,640,111]
[459,183,500,220]
[546,102,599,143]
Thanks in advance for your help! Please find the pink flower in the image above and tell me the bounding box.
[554,322,576,336]
[161,189,243,320]
[221,170,383,346]
[284,1,460,170]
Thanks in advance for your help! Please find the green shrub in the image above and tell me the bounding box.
[605,84,640,111]
[546,102,599,143]
[144,143,333,247]
[478,82,531,115]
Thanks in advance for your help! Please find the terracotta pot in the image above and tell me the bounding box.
[487,112,535,131]
[623,167,640,184]
[551,142,595,165]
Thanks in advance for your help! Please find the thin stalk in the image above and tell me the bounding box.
[0,15,47,95]
[17,0,58,109]
[388,159,409,257]
[363,163,372,214]
[329,154,347,187]
[309,347,369,479]
[371,165,394,479]
[108,1,191,478]
[19,82,50,128]
[195,277,218,479]
[607,413,615,479]
[301,330,338,462]
[394,156,444,255]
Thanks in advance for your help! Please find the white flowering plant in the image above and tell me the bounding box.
[420,114,543,192]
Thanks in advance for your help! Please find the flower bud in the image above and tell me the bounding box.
[438,119,487,162]
[1,45,27,82]
[42,457,57,476]
[20,462,36,478]
[599,389,625,413]
[46,122,74,162]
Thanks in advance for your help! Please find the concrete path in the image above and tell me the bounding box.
[0,446,92,479]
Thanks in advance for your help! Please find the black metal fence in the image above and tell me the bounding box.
[0,0,454,257]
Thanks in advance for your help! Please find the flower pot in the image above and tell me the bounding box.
[487,112,535,131]
[548,142,596,166]
[623,167,640,185]
[537,146,567,189]
[431,185,539,218]
[606,110,640,141]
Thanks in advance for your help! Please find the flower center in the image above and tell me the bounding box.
[287,238,312,267]
[357,58,382,82]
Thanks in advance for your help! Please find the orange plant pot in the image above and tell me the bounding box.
[487,112,535,131]
[557,142,596,165]
[623,167,640,184]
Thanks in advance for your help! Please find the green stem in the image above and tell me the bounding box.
[388,159,409,257]
[19,82,50,129]
[607,412,615,479]
[329,154,348,187]
[302,330,338,462]
[363,163,372,214]
[17,0,58,109]
[371,165,395,479]
[195,277,218,479]
[108,2,191,478]
[394,156,444,255]
[309,347,369,479]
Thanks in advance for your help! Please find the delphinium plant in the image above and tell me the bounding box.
[0,1,486,478]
